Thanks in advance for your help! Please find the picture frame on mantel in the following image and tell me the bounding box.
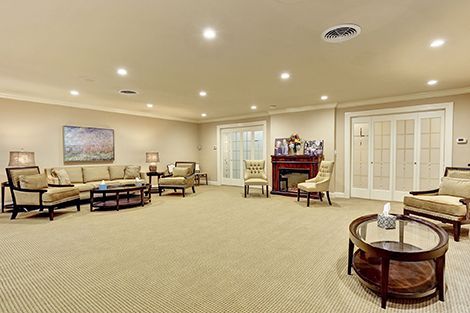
[63,125,115,163]
[274,138,289,156]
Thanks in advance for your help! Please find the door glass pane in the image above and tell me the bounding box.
[243,131,251,161]
[222,132,231,179]
[420,117,441,190]
[231,132,241,179]
[395,119,415,191]
[352,122,369,189]
[373,121,391,190]
[253,131,264,160]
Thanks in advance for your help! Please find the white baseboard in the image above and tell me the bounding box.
[331,192,348,198]
[208,180,221,186]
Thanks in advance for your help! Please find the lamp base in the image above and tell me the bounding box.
[149,164,157,172]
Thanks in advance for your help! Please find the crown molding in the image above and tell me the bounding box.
[268,102,337,115]
[200,112,269,124]
[337,86,470,109]
[0,92,198,123]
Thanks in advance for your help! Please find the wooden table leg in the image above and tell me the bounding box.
[90,191,94,212]
[116,193,120,211]
[436,255,445,301]
[140,189,144,206]
[381,257,390,309]
[348,239,354,275]
[1,183,5,213]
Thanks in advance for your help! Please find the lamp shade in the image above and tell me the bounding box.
[146,152,160,163]
[8,151,35,167]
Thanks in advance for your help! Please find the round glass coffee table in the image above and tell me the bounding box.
[348,214,448,308]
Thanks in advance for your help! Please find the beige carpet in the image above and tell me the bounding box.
[0,186,469,313]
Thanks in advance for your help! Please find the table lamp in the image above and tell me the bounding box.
[146,152,160,172]
[8,151,36,167]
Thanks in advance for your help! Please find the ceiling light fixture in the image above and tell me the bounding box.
[199,90,207,97]
[146,103,154,108]
[70,90,79,96]
[321,95,329,101]
[201,113,207,117]
[117,68,128,76]
[430,39,445,48]
[203,28,217,40]
[427,80,438,86]
[280,72,291,80]
[250,105,257,110]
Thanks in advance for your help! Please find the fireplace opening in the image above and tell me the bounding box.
[279,168,309,192]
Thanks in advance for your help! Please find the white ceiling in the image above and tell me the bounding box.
[1,0,470,122]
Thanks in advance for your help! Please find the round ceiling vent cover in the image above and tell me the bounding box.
[119,89,138,95]
[322,24,361,43]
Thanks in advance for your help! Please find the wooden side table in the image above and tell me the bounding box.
[195,173,208,185]
[146,171,166,193]
[1,181,14,213]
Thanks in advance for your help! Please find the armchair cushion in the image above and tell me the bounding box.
[438,177,470,199]
[404,195,467,218]
[83,166,110,182]
[245,178,268,186]
[158,177,187,186]
[9,168,40,187]
[173,167,190,177]
[19,173,48,190]
[244,160,267,180]
[124,165,141,179]
[52,169,72,185]
[447,169,470,180]
[43,187,79,204]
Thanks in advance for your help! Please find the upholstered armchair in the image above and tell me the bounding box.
[297,161,334,206]
[404,167,470,241]
[157,161,196,197]
[244,160,269,198]
[6,166,80,221]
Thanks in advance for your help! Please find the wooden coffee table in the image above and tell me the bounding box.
[348,214,448,308]
[90,184,150,211]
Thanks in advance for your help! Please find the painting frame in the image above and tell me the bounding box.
[303,140,324,157]
[274,137,289,156]
[63,125,115,163]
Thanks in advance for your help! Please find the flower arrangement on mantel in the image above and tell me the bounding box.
[288,133,302,155]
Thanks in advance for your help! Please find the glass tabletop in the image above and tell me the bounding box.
[355,216,441,253]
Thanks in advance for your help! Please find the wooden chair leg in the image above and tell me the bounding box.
[297,188,300,201]
[247,185,250,195]
[10,207,18,220]
[192,186,195,193]
[76,199,81,212]
[326,191,332,205]
[182,188,185,198]
[453,222,461,242]
[262,186,264,194]
[244,185,247,198]
[266,185,269,198]
[48,208,54,221]
[319,192,323,202]
[307,192,311,207]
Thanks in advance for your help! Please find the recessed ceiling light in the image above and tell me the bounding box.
[430,39,445,48]
[70,90,79,96]
[321,95,329,101]
[117,68,128,76]
[199,90,207,97]
[250,105,257,110]
[201,113,207,117]
[427,80,438,86]
[280,72,291,80]
[146,103,154,108]
[203,28,216,40]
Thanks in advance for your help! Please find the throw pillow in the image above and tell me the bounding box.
[52,169,72,185]
[438,177,470,199]
[173,167,190,177]
[19,173,48,189]
[124,165,141,179]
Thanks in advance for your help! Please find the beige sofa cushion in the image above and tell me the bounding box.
[109,165,126,180]
[447,169,470,180]
[124,166,141,179]
[19,173,48,189]
[73,183,95,192]
[404,195,467,217]
[439,177,470,199]
[59,167,84,183]
[173,167,190,177]
[83,166,110,182]
[52,169,72,185]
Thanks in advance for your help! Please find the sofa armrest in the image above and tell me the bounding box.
[409,189,439,196]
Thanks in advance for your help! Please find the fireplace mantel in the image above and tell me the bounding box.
[271,154,322,196]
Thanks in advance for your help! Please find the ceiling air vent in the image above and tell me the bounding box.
[119,89,138,95]
[322,24,361,43]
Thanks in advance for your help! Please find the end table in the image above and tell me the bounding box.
[146,171,166,194]
[1,181,14,213]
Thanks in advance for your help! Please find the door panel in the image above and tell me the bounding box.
[371,120,392,200]
[351,121,370,198]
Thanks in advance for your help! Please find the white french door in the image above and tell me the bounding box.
[351,111,445,201]
[221,126,265,186]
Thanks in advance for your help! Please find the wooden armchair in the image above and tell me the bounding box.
[6,166,80,221]
[403,167,470,241]
[157,162,196,197]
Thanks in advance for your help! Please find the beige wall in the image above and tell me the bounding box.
[0,98,199,185]
[334,94,470,193]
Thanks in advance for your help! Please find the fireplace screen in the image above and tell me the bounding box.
[279,168,309,192]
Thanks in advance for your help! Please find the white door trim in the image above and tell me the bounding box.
[216,120,267,185]
[344,102,453,198]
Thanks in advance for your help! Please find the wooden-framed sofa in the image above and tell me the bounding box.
[403,167,470,241]
[157,161,196,197]
[6,166,80,221]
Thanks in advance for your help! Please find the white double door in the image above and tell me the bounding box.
[221,126,265,186]
[351,111,445,201]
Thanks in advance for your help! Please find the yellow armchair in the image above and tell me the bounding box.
[297,161,334,206]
